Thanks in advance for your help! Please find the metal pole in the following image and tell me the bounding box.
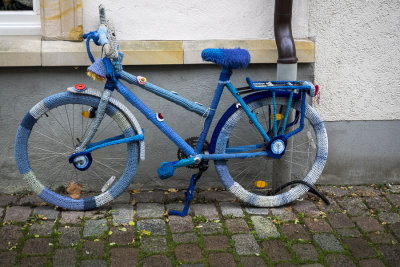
[272,0,298,190]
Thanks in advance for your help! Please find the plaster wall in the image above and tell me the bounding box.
[309,0,400,121]
[82,0,309,40]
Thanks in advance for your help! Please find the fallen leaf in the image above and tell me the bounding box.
[108,231,113,235]
[131,199,136,205]
[168,188,178,192]
[141,230,151,235]
[119,227,127,232]
[128,221,135,226]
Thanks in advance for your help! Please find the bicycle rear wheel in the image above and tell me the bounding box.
[15,92,139,210]
[212,92,328,207]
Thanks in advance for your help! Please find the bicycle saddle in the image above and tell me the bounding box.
[201,48,250,69]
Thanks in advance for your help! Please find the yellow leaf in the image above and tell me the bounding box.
[94,239,100,242]
[168,188,178,192]
[128,221,135,226]
[131,189,139,193]
[131,199,136,205]
[108,231,113,235]
[34,234,39,238]
[110,242,116,246]
[119,227,127,232]
[141,230,151,235]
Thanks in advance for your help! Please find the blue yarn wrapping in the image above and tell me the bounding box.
[119,71,209,117]
[115,80,196,157]
[201,48,250,69]
[15,92,139,210]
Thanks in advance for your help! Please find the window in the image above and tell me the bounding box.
[0,0,40,35]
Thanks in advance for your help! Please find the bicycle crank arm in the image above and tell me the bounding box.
[157,157,200,180]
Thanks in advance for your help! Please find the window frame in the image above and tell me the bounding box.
[0,0,40,35]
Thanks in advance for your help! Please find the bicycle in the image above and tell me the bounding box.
[14,5,328,215]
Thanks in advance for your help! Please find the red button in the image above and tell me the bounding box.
[75,84,86,91]
[314,84,319,96]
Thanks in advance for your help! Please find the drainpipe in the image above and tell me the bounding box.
[272,0,297,189]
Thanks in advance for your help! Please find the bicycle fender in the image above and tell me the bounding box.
[67,87,145,160]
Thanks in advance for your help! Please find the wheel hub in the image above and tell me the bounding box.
[266,135,288,159]
[69,152,93,171]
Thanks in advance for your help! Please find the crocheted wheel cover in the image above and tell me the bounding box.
[15,92,139,210]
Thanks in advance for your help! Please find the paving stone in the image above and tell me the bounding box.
[208,252,236,267]
[141,236,168,252]
[304,218,332,232]
[367,232,396,244]
[20,256,48,266]
[132,191,165,203]
[203,235,230,250]
[172,233,198,243]
[142,254,171,267]
[32,206,59,220]
[4,206,32,221]
[336,228,361,237]
[301,264,324,267]
[225,218,250,233]
[178,264,205,267]
[365,196,392,211]
[388,185,400,193]
[169,215,194,233]
[375,245,400,267]
[251,216,279,238]
[80,260,107,267]
[165,191,185,203]
[378,212,400,224]
[28,221,54,236]
[325,254,355,267]
[198,221,224,235]
[318,186,349,197]
[388,222,400,239]
[270,207,296,221]
[0,225,23,249]
[343,237,376,258]
[327,213,354,228]
[244,206,269,215]
[386,194,400,207]
[292,200,320,217]
[0,251,16,266]
[292,243,319,261]
[111,204,134,224]
[18,194,45,206]
[275,263,297,267]
[82,241,105,258]
[281,223,310,240]
[175,244,203,262]
[313,233,344,252]
[358,259,385,267]
[109,226,135,245]
[110,192,131,204]
[110,247,139,267]
[232,234,260,255]
[350,186,380,197]
[83,219,108,237]
[22,238,53,254]
[317,198,342,212]
[58,226,81,246]
[220,202,244,217]
[353,216,384,232]
[240,256,267,267]
[60,211,84,224]
[262,240,291,261]
[198,191,236,202]
[192,204,219,219]
[53,248,76,267]
[137,219,166,235]
[338,198,368,216]
[136,203,164,218]
[0,195,17,206]
[83,210,106,220]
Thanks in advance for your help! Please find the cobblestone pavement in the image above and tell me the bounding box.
[0,184,399,266]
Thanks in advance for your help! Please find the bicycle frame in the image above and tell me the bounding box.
[74,64,308,164]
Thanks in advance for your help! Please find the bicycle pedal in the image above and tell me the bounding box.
[158,162,175,180]
[101,175,116,192]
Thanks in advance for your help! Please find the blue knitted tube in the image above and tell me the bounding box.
[119,71,209,117]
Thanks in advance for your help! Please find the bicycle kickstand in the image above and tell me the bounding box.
[168,162,208,216]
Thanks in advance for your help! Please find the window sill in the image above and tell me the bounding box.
[0,38,314,67]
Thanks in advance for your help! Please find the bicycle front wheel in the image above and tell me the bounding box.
[15,91,139,210]
[212,92,328,207]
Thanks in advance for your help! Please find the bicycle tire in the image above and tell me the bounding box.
[211,92,328,207]
[15,91,139,210]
